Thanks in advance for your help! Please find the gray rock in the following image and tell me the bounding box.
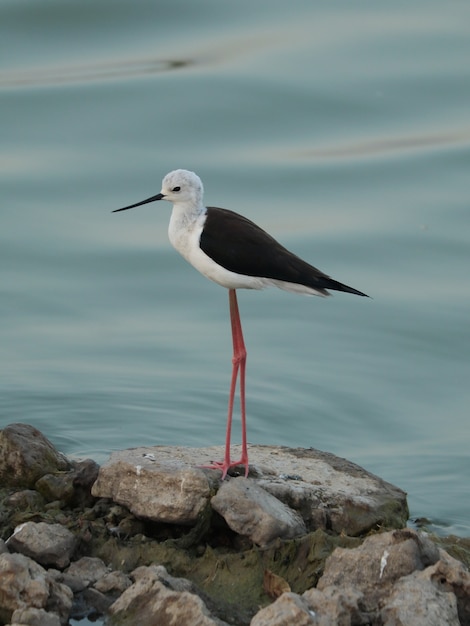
[211,477,307,546]
[108,565,229,626]
[250,592,315,626]
[91,448,213,524]
[45,579,73,626]
[302,587,364,626]
[35,458,99,507]
[0,423,70,489]
[6,490,46,511]
[64,556,109,589]
[92,444,408,538]
[94,570,132,595]
[0,553,50,621]
[10,607,61,626]
[381,572,460,625]
[317,528,440,611]
[6,522,77,569]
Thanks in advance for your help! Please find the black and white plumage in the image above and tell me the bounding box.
[113,169,368,478]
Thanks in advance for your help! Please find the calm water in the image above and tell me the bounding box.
[2,0,470,540]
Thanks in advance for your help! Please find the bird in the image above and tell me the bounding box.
[113,169,368,479]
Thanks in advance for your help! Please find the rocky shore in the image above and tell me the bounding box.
[0,423,469,626]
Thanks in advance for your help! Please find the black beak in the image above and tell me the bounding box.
[112,192,164,213]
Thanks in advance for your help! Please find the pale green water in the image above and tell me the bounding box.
[2,0,470,546]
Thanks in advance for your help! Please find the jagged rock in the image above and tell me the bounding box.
[423,549,470,624]
[317,528,439,611]
[94,570,132,595]
[0,552,72,625]
[302,587,364,625]
[6,522,77,569]
[35,459,99,507]
[250,592,316,626]
[10,607,61,626]
[63,556,110,590]
[108,565,230,625]
[211,477,306,546]
[6,490,46,511]
[46,578,73,625]
[0,423,70,489]
[0,553,50,622]
[381,572,460,625]
[92,444,408,538]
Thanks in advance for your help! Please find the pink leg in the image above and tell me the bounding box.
[202,289,249,479]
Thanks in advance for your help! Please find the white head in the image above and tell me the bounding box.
[113,168,204,214]
[160,169,204,207]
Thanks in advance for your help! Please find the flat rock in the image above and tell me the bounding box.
[92,448,214,524]
[212,477,306,546]
[92,444,408,537]
[0,423,70,489]
[6,521,77,569]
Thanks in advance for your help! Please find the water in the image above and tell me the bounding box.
[2,0,470,542]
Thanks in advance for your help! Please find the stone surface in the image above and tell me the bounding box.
[35,459,99,507]
[92,449,214,524]
[6,521,77,569]
[63,556,110,590]
[0,553,50,621]
[0,552,72,625]
[212,477,306,546]
[381,572,460,626]
[108,565,230,626]
[250,592,315,626]
[302,587,364,626]
[0,423,70,489]
[94,570,132,595]
[317,528,440,611]
[10,607,62,626]
[92,444,408,536]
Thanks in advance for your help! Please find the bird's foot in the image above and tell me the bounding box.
[200,457,249,480]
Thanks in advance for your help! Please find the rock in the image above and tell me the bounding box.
[0,553,50,622]
[211,477,306,546]
[6,522,77,569]
[0,552,71,625]
[94,570,132,595]
[35,459,99,507]
[92,448,213,524]
[92,444,408,537]
[302,587,364,626]
[317,528,439,611]
[425,549,470,624]
[250,592,315,626]
[381,572,460,625]
[10,607,61,626]
[0,423,70,489]
[6,490,46,511]
[108,565,229,626]
[63,556,109,590]
[45,579,73,626]
[78,587,114,614]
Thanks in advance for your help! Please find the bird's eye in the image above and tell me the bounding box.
[172,186,181,192]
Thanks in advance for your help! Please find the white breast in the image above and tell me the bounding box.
[168,206,268,291]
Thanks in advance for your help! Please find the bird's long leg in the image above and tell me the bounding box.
[201,289,249,479]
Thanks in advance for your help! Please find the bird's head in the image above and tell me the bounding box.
[113,169,204,214]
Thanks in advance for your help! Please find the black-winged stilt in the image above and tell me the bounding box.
[113,169,368,479]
